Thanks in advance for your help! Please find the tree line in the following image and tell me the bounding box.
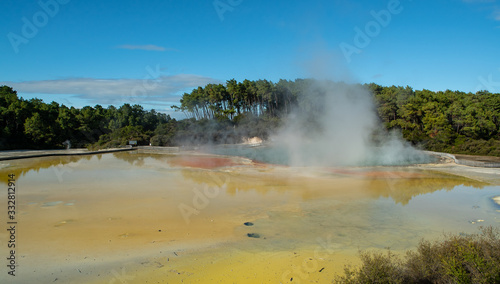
[176,79,500,156]
[368,83,500,155]
[2,80,500,156]
[172,78,299,120]
[0,85,170,149]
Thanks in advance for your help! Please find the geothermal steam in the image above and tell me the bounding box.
[271,80,429,167]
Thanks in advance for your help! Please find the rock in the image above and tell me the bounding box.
[493,196,500,206]
[247,233,260,238]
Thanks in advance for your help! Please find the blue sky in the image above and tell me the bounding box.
[1,0,500,118]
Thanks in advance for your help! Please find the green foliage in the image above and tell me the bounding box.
[0,85,170,150]
[335,227,500,284]
[2,80,500,155]
[95,125,150,149]
[339,251,405,284]
[370,84,500,155]
[175,78,299,120]
[150,120,177,146]
[174,80,500,156]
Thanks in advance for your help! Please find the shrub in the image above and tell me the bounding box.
[334,227,500,284]
[338,250,405,284]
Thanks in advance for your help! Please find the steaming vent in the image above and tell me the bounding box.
[212,80,433,167]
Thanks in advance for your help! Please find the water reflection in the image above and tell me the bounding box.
[0,155,98,184]
[364,173,486,205]
[178,165,487,205]
[0,151,497,284]
[204,144,436,166]
[0,152,488,206]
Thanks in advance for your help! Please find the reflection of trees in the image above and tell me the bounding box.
[178,167,488,205]
[179,169,292,195]
[299,171,487,205]
[111,152,179,167]
[0,151,172,184]
[3,151,486,207]
[363,173,487,205]
[0,155,90,184]
[112,152,149,167]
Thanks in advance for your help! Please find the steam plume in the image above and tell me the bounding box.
[271,80,429,166]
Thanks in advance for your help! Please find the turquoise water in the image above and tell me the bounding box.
[205,144,434,166]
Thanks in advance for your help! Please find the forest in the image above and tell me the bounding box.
[1,80,500,156]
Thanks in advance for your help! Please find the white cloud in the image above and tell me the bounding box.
[1,74,220,106]
[116,44,177,51]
